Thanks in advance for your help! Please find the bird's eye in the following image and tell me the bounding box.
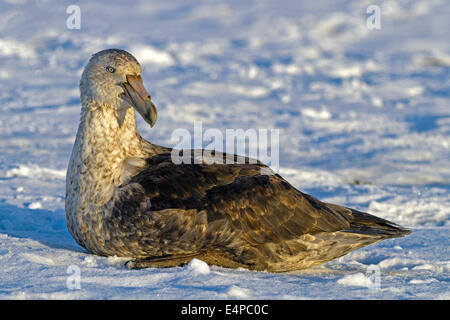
[106,66,115,73]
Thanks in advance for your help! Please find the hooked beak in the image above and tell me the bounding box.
[121,75,157,127]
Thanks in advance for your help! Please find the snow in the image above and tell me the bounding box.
[132,45,176,67]
[0,0,449,299]
[223,286,251,299]
[185,259,211,276]
[337,272,376,288]
[5,165,66,180]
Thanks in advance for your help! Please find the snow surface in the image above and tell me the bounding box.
[0,0,449,299]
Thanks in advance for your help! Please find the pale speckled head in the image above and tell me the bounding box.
[80,48,157,127]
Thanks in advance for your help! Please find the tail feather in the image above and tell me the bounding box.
[346,208,411,238]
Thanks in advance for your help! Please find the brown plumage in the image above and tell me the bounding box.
[108,150,410,271]
[66,49,410,272]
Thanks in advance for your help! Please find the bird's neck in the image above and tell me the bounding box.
[65,99,149,252]
[70,99,146,185]
[66,99,146,221]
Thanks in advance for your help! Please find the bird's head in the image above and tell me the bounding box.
[80,48,157,127]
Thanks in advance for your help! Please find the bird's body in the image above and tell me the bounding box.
[66,49,410,272]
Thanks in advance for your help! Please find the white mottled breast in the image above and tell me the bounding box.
[65,99,147,253]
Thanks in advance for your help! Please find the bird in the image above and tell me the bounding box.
[65,48,410,272]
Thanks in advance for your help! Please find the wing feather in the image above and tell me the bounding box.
[113,150,353,248]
